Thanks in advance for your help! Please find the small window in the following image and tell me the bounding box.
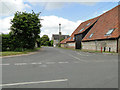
[69,37,71,40]
[86,23,91,26]
[89,33,94,38]
[105,28,115,35]
[79,28,84,32]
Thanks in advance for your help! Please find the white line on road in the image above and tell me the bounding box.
[58,62,69,64]
[14,63,27,66]
[0,79,68,87]
[31,62,37,65]
[68,54,88,62]
[38,62,42,64]
[59,50,88,63]
[0,63,10,66]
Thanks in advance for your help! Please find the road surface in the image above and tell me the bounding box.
[1,47,118,88]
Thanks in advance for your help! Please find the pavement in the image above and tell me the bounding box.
[1,47,118,88]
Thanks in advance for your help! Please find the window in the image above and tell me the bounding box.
[79,28,84,32]
[86,23,91,26]
[69,37,71,40]
[105,28,115,35]
[89,33,94,38]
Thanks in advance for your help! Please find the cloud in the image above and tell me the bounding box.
[26,2,66,11]
[26,0,118,11]
[79,2,98,6]
[0,0,31,16]
[43,2,65,10]
[0,16,13,34]
[0,15,83,39]
[40,15,83,39]
[26,1,99,11]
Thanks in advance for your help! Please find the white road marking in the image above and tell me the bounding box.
[0,79,68,87]
[58,62,69,64]
[14,63,27,66]
[31,62,37,65]
[59,50,88,62]
[0,63,10,66]
[68,54,88,62]
[38,62,42,64]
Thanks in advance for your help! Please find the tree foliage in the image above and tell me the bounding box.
[10,11,41,50]
[50,40,53,46]
[2,34,11,51]
[60,38,64,42]
[40,35,49,46]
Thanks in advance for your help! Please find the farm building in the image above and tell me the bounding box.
[60,38,69,48]
[60,5,120,53]
[61,16,100,49]
[82,5,119,53]
[52,33,69,47]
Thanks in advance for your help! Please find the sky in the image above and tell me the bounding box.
[0,0,119,39]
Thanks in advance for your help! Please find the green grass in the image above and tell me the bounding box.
[1,47,41,56]
[58,47,117,54]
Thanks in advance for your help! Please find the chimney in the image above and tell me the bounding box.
[59,23,62,35]
[59,23,62,42]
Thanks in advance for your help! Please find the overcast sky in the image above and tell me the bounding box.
[0,0,119,39]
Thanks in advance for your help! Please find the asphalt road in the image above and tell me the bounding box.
[1,47,118,88]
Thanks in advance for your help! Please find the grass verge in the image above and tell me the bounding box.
[1,47,41,56]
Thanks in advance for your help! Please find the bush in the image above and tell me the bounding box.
[14,48,23,52]
[2,34,11,51]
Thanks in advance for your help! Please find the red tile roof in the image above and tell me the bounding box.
[66,16,99,43]
[60,5,120,44]
[82,5,120,41]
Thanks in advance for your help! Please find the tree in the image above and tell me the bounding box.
[50,40,53,46]
[60,38,64,42]
[36,36,41,47]
[10,11,41,50]
[40,35,49,46]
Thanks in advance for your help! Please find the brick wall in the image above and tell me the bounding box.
[82,40,118,52]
